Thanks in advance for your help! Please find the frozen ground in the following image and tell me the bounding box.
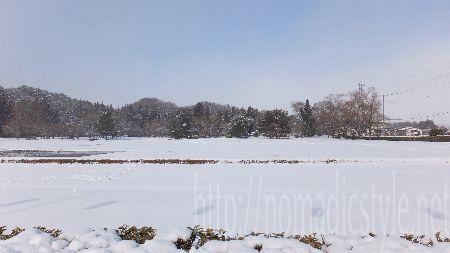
[1,137,450,252]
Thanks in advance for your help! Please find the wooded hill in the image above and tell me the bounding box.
[0,85,437,139]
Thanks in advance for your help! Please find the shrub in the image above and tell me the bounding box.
[430,128,447,136]
[0,226,24,240]
[115,225,157,244]
[258,109,291,138]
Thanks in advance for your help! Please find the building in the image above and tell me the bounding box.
[397,127,424,136]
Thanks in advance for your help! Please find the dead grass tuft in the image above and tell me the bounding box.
[115,225,157,244]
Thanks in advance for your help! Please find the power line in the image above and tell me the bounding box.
[388,111,450,122]
[370,61,450,91]
[379,72,449,123]
[382,73,450,97]
[385,85,449,104]
[410,111,450,120]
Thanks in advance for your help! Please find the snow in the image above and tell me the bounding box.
[1,137,450,161]
[1,229,450,252]
[1,161,449,234]
[1,137,450,252]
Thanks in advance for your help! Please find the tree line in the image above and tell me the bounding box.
[0,85,432,139]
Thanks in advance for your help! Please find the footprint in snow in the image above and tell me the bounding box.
[311,207,324,218]
[0,198,39,207]
[425,208,446,220]
[84,201,119,210]
[192,204,215,215]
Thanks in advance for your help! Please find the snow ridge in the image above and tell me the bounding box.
[1,228,450,253]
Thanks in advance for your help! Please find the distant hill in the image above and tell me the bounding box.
[5,85,100,124]
[0,85,257,138]
[1,85,437,139]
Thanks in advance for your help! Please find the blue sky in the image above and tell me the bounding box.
[1,0,450,124]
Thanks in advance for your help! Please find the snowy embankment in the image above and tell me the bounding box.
[2,227,450,253]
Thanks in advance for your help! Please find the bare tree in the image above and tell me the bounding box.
[314,95,347,137]
[344,87,381,136]
[314,87,381,137]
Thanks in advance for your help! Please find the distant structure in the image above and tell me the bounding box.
[396,127,428,136]
[373,125,445,137]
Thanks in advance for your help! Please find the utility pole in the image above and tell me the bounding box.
[382,94,385,124]
[358,82,365,92]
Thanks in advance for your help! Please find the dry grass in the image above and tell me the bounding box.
[0,158,353,165]
[348,135,450,142]
[115,225,157,244]
[0,226,25,240]
[2,225,449,251]
[34,226,62,237]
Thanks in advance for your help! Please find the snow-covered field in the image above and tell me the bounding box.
[1,137,450,252]
[1,137,450,160]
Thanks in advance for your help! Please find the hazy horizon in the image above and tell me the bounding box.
[1,0,449,124]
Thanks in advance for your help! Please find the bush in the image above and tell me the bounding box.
[430,128,447,136]
[115,225,157,244]
[168,108,198,139]
[0,226,24,240]
[258,109,291,138]
[228,114,255,138]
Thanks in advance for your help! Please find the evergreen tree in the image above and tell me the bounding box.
[258,109,291,138]
[192,102,212,137]
[228,113,254,138]
[135,105,147,128]
[429,128,447,136]
[300,99,316,137]
[0,88,12,136]
[168,108,197,139]
[97,105,117,139]
[245,106,259,135]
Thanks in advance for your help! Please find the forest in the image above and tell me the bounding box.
[0,85,436,139]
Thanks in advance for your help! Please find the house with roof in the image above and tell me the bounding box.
[397,127,424,136]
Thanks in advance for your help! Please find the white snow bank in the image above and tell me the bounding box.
[1,229,450,253]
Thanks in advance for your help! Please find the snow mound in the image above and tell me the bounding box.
[1,229,450,253]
